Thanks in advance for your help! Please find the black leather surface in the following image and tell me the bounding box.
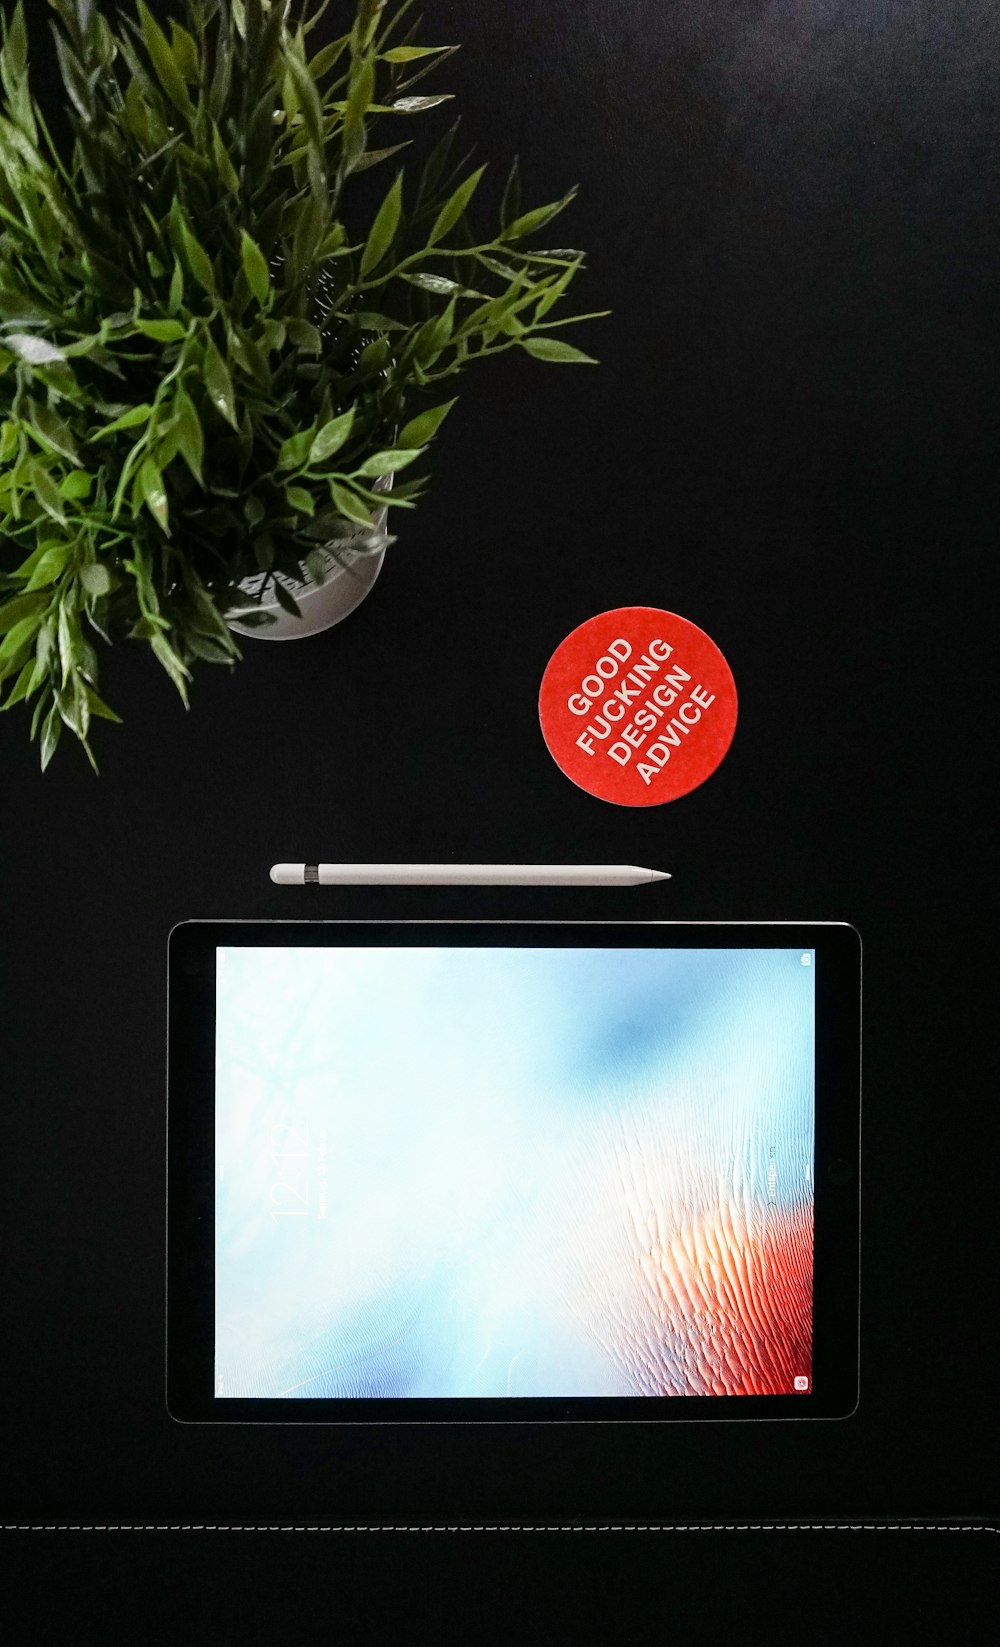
[1,0,996,1621]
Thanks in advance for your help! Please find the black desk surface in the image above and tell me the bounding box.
[2,0,996,1632]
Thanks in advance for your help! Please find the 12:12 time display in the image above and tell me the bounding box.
[268,1123,310,1221]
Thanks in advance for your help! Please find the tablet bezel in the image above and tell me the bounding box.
[167,920,860,1424]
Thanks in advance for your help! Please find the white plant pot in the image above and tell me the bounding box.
[226,489,391,642]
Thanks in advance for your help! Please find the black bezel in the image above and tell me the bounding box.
[167,920,861,1424]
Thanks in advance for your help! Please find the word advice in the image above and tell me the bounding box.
[568,637,717,786]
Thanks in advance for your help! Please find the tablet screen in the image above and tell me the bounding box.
[213,945,815,1402]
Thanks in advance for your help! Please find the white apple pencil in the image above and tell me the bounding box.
[269,863,670,887]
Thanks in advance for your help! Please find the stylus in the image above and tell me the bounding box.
[269,864,671,887]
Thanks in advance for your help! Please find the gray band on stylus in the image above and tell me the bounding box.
[304,864,319,884]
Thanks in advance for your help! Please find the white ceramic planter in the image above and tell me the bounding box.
[227,488,391,642]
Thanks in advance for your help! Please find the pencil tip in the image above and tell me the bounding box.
[649,870,671,881]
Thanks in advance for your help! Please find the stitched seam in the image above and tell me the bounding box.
[2,1522,997,1534]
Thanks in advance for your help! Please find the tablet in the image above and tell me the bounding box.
[166,921,860,1423]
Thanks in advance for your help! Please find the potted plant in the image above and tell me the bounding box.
[0,0,605,768]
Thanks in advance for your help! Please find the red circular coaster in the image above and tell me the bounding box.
[538,607,738,807]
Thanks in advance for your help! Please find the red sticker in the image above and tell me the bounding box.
[538,607,738,807]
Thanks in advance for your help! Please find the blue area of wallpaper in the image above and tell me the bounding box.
[214,946,814,1398]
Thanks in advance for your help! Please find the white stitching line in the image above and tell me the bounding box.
[1,1523,997,1533]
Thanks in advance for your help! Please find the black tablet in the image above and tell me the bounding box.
[167,921,860,1424]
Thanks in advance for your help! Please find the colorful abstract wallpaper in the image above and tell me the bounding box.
[214,946,814,1399]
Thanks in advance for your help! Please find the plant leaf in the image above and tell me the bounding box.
[204,338,238,429]
[56,603,74,686]
[185,632,237,664]
[173,390,205,483]
[170,200,216,295]
[40,703,62,770]
[309,34,350,79]
[28,461,67,524]
[0,659,36,713]
[500,157,522,230]
[10,544,52,581]
[343,54,375,140]
[360,171,403,277]
[151,633,191,705]
[94,403,153,439]
[352,140,411,173]
[80,563,113,598]
[86,684,122,722]
[30,687,50,741]
[4,334,66,366]
[521,335,597,364]
[399,271,461,294]
[390,94,453,113]
[284,484,315,515]
[502,192,576,243]
[286,318,322,352]
[0,593,48,634]
[3,1,28,79]
[309,407,356,464]
[211,122,240,192]
[351,311,407,331]
[135,318,187,343]
[139,457,170,531]
[137,0,193,118]
[25,543,72,591]
[29,403,80,463]
[354,448,421,477]
[397,398,457,448]
[476,253,522,281]
[329,481,373,525]
[167,259,185,313]
[427,164,485,247]
[382,45,452,63]
[278,426,317,470]
[0,613,41,663]
[534,258,585,318]
[240,230,272,307]
[59,470,94,500]
[285,45,325,152]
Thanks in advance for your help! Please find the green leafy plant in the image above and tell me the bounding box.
[0,0,605,768]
